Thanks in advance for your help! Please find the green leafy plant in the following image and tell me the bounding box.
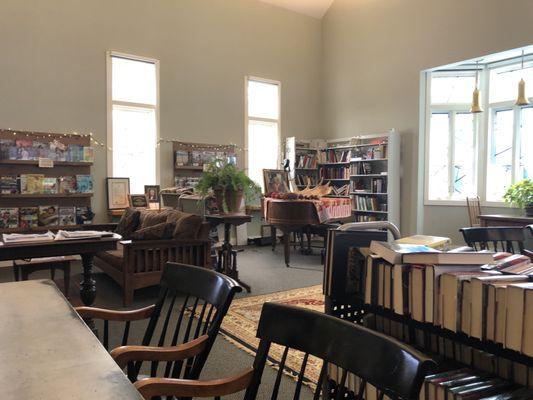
[503,179,533,208]
[195,159,261,202]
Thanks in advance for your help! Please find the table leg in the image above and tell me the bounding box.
[271,226,277,251]
[283,233,290,267]
[80,253,98,334]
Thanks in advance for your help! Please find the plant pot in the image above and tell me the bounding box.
[213,187,225,214]
[225,187,244,213]
[525,203,533,217]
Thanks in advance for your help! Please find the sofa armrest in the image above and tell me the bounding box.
[120,238,210,249]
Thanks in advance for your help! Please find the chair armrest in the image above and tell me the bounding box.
[134,368,254,399]
[120,238,209,248]
[110,334,209,369]
[75,304,156,321]
[523,249,533,261]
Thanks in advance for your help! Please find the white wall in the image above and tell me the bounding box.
[0,0,322,221]
[322,0,533,242]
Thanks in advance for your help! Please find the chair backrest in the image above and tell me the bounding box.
[139,262,242,380]
[243,303,435,400]
[466,197,481,227]
[460,226,526,253]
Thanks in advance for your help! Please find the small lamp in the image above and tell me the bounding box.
[515,50,530,107]
[470,61,483,113]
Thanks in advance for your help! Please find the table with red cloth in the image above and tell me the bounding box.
[263,197,352,266]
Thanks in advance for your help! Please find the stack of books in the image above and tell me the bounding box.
[0,206,94,229]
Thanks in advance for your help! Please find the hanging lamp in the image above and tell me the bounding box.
[470,60,483,113]
[515,50,530,106]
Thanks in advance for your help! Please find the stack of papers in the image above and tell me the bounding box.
[54,230,116,240]
[2,231,55,244]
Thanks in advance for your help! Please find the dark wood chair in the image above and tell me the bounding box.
[133,302,436,400]
[76,262,242,382]
[459,226,526,253]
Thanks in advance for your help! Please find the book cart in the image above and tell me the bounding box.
[0,129,94,233]
[323,222,533,399]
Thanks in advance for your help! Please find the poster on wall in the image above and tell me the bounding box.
[106,177,130,210]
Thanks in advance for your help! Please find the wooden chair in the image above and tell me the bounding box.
[460,226,526,253]
[76,262,242,382]
[466,196,482,227]
[133,302,436,400]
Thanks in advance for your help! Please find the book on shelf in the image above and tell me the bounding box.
[319,165,349,180]
[482,253,533,275]
[369,241,439,264]
[15,138,34,160]
[38,205,59,227]
[19,207,39,229]
[0,175,19,194]
[58,206,76,226]
[76,174,93,193]
[83,147,94,162]
[403,251,494,265]
[505,282,533,355]
[67,144,84,162]
[58,176,77,194]
[20,174,44,194]
[174,150,190,166]
[0,207,19,229]
[42,177,58,194]
[330,184,349,196]
[75,206,94,225]
[295,153,317,169]
[322,149,351,163]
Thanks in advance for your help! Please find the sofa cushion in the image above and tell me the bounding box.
[115,208,141,239]
[131,222,176,240]
[138,210,168,229]
[95,247,124,270]
[173,213,203,240]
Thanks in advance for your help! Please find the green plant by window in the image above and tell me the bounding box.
[503,179,533,208]
[195,159,261,202]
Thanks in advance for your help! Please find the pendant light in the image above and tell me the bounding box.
[470,60,483,113]
[515,50,530,106]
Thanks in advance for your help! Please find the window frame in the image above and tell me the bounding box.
[244,75,281,179]
[423,56,533,207]
[106,51,160,184]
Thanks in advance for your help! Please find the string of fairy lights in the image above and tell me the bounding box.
[1,128,244,153]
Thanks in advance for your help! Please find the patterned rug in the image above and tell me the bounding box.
[219,285,324,388]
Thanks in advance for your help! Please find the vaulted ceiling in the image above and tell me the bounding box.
[258,0,334,19]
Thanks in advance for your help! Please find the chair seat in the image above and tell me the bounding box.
[14,256,79,266]
[95,248,124,270]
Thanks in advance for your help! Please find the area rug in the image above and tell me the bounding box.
[219,285,324,388]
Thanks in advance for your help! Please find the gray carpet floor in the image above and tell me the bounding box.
[0,244,324,400]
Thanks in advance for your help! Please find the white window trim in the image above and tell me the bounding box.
[422,59,533,207]
[106,50,160,184]
[244,75,281,175]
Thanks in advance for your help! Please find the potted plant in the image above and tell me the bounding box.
[503,178,533,217]
[196,159,261,213]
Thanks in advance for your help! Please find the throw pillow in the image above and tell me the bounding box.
[173,213,203,240]
[114,208,141,239]
[130,222,176,240]
[138,210,168,229]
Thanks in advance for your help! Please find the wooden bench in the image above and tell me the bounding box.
[13,256,78,298]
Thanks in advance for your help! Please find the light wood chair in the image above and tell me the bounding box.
[466,196,482,227]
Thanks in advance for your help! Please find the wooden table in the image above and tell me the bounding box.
[0,236,119,307]
[479,214,533,227]
[206,213,252,292]
[0,280,142,399]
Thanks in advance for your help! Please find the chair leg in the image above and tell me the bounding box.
[50,266,56,281]
[13,263,20,281]
[21,266,30,281]
[63,263,71,299]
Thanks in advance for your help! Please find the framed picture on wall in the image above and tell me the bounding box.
[263,169,290,194]
[106,177,130,210]
[144,185,160,203]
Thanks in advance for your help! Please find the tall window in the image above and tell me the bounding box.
[245,77,281,192]
[424,51,533,205]
[107,52,159,193]
[426,72,477,201]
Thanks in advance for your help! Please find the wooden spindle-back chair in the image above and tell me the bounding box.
[466,197,482,227]
[460,226,526,253]
[76,262,242,382]
[133,302,436,400]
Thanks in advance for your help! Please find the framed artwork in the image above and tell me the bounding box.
[144,185,160,203]
[263,169,290,194]
[106,177,130,210]
[129,194,149,208]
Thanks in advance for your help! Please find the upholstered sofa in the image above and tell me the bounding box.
[94,208,211,305]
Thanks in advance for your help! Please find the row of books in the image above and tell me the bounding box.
[320,149,351,163]
[294,174,318,186]
[329,184,349,196]
[351,144,387,160]
[367,241,533,356]
[295,153,318,169]
[319,166,349,179]
[353,214,386,222]
[174,150,236,167]
[174,176,200,188]
[350,178,388,193]
[0,206,94,229]
[0,139,93,162]
[0,174,93,194]
[352,195,387,212]
[350,161,373,175]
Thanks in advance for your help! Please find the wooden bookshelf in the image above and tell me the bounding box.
[284,137,322,190]
[172,141,236,189]
[0,129,93,232]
